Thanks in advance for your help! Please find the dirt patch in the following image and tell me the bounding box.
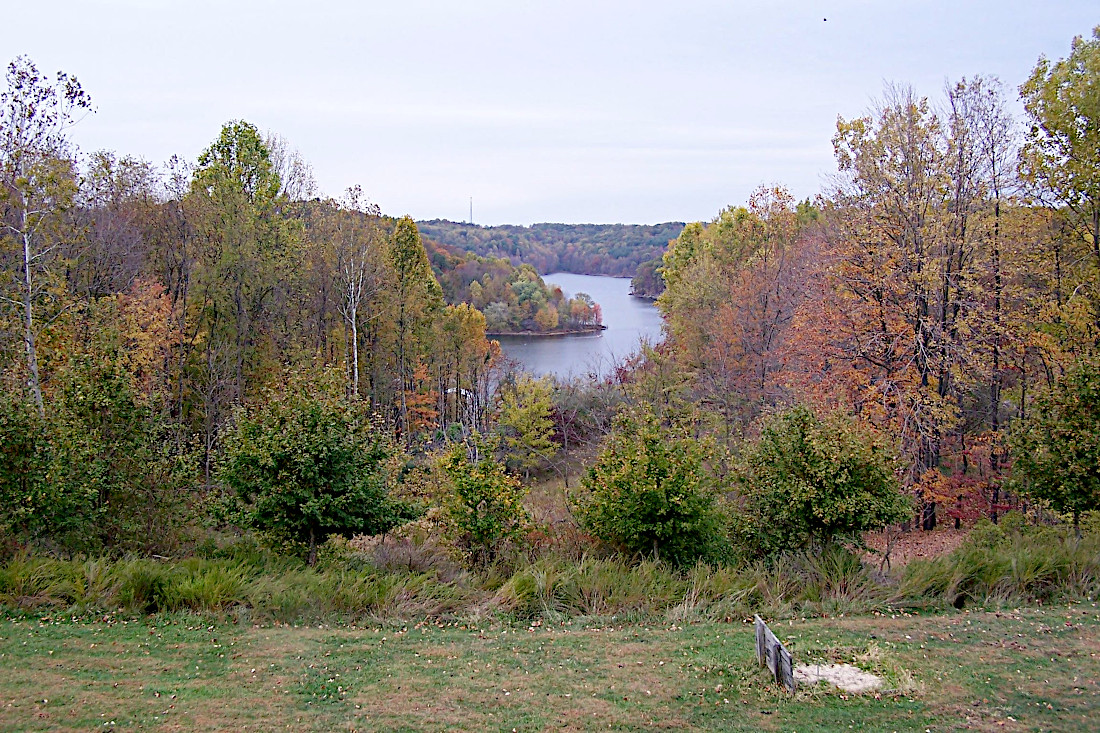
[794,663,883,693]
[864,527,969,568]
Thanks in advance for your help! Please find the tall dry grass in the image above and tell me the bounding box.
[2,517,1096,624]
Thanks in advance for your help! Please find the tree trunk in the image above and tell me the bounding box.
[350,303,360,398]
[921,500,937,531]
[22,228,44,416]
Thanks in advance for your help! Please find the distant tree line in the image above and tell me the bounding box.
[416,220,684,277]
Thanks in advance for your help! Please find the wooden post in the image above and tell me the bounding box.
[753,614,796,693]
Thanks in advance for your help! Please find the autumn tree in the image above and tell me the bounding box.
[0,57,91,413]
[437,302,497,432]
[793,84,1015,528]
[658,186,814,431]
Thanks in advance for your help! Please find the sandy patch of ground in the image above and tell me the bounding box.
[794,663,883,693]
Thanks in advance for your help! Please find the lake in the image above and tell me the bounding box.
[496,273,664,378]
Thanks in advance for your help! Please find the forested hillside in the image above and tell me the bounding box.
[655,65,1100,533]
[0,64,510,554]
[417,220,684,276]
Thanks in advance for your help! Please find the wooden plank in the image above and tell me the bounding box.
[754,615,765,664]
[777,643,796,693]
[752,615,796,693]
[766,628,779,675]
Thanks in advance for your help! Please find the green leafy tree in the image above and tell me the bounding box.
[390,216,444,434]
[575,410,721,566]
[1009,359,1100,537]
[46,353,192,554]
[735,405,910,557]
[218,371,413,564]
[1020,26,1100,272]
[439,438,528,567]
[188,120,298,477]
[495,374,558,477]
[0,392,48,546]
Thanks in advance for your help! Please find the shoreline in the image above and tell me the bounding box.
[488,325,607,338]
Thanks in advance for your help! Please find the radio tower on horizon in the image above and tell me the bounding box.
[469,196,473,225]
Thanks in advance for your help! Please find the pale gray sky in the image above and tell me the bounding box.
[8,1,1098,224]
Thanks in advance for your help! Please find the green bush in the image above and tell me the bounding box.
[574,410,723,567]
[0,395,49,547]
[440,439,529,568]
[219,371,417,565]
[734,405,911,557]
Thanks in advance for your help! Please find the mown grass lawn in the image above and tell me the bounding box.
[2,603,1098,731]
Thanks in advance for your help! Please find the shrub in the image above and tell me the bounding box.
[440,439,529,568]
[219,370,417,565]
[574,410,723,567]
[0,394,48,547]
[734,405,911,557]
[43,354,192,555]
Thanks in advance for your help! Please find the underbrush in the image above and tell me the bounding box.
[2,518,1096,624]
[895,518,1100,609]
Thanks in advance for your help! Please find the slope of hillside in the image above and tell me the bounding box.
[417,220,683,276]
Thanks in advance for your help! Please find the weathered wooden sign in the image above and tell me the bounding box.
[754,614,796,693]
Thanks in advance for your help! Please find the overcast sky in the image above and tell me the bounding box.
[8,1,1098,225]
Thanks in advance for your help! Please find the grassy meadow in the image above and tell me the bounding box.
[2,603,1098,731]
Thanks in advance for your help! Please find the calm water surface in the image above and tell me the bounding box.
[496,273,663,378]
